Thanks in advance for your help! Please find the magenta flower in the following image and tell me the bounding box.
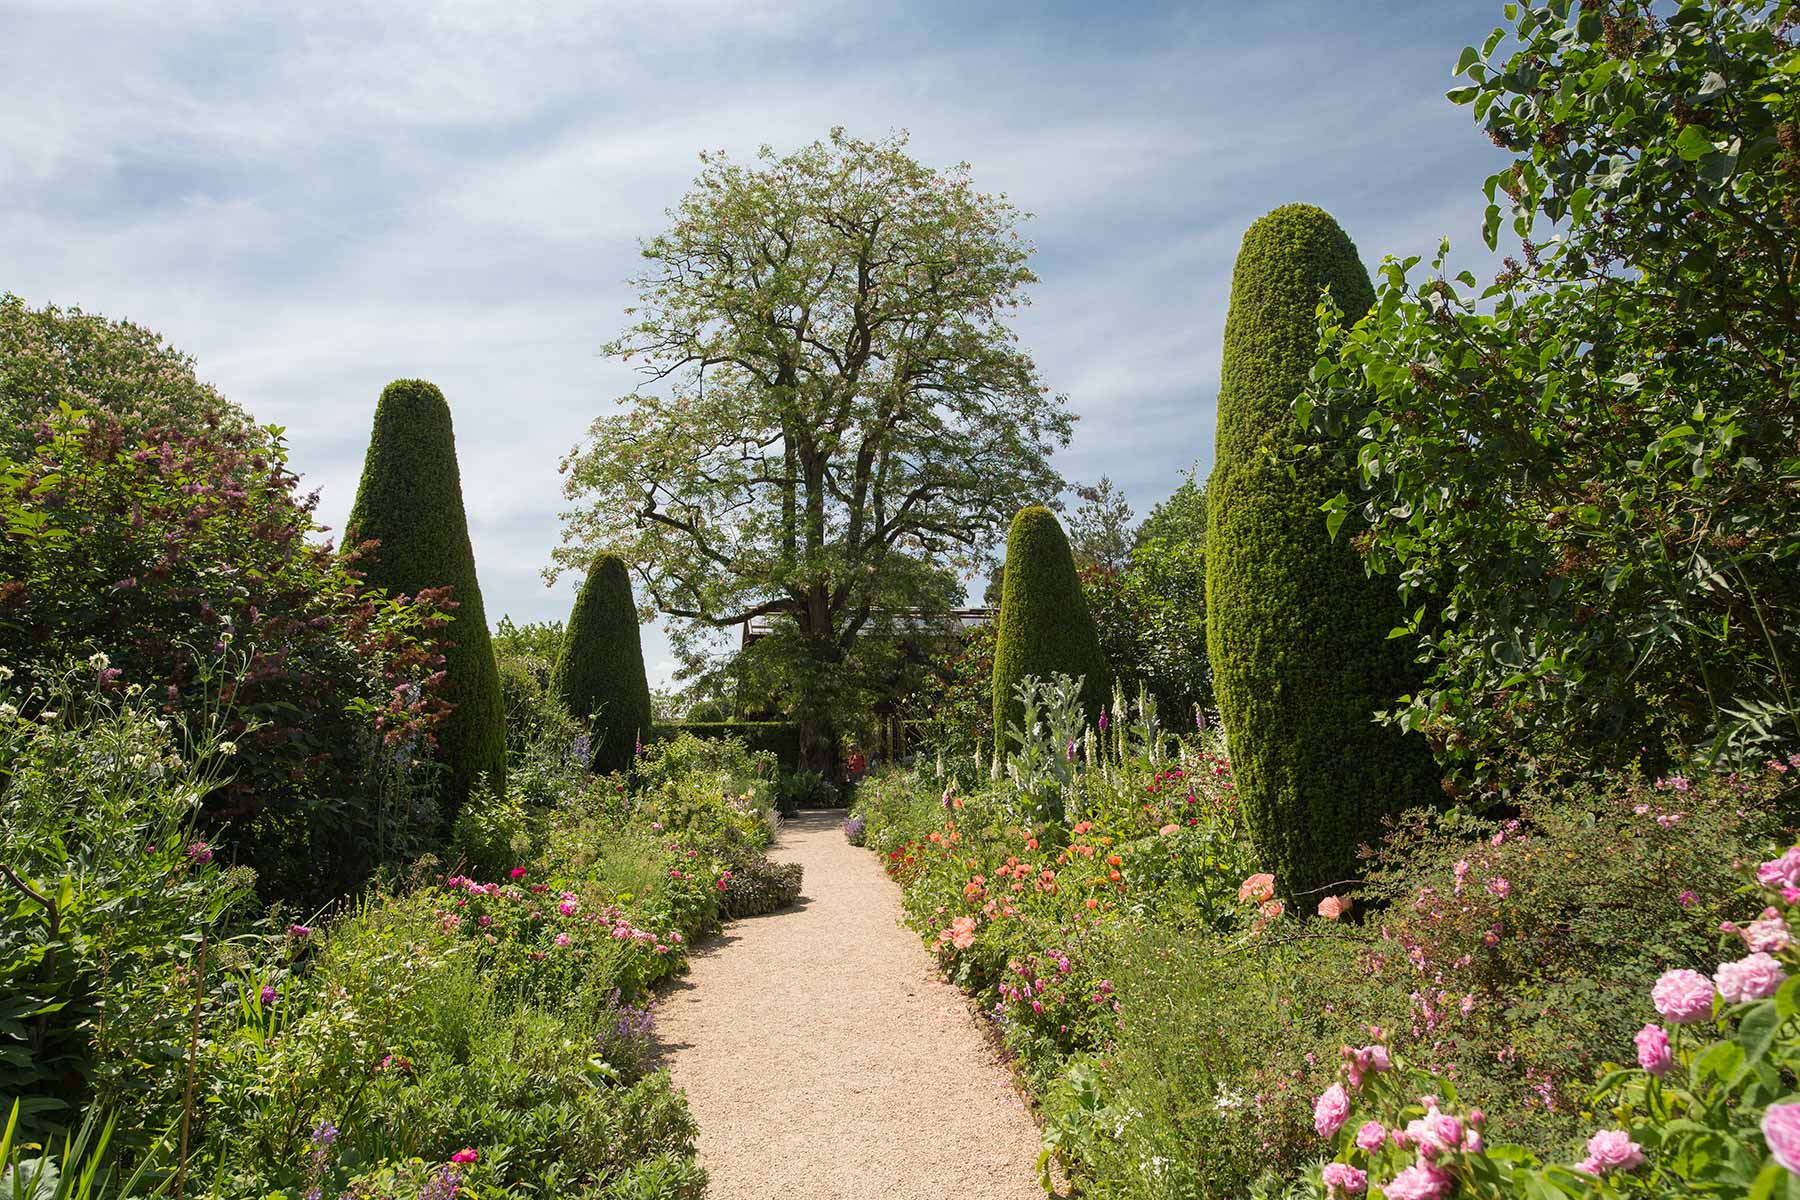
[1354,1121,1387,1152]
[449,1148,478,1165]
[558,898,579,917]
[510,867,527,880]
[554,932,571,947]
[1321,1162,1367,1196]
[260,985,277,1006]
[1485,876,1512,899]
[1633,1023,1673,1077]
[1652,968,1715,1024]
[1313,1083,1351,1139]
[1762,1102,1800,1173]
[286,924,312,940]
[185,841,213,865]
[1716,952,1787,1003]
[1576,1129,1644,1175]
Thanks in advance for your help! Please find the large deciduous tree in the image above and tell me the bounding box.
[556,129,1072,769]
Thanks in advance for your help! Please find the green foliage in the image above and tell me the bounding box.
[1303,0,1800,783]
[648,721,800,769]
[992,506,1111,739]
[1134,466,1206,554]
[346,379,506,821]
[1206,204,1435,900]
[491,616,564,663]
[0,293,252,457]
[555,128,1073,769]
[910,621,998,766]
[717,857,804,919]
[0,667,255,1146]
[0,408,450,904]
[1067,476,1135,571]
[553,555,653,775]
[1082,539,1210,728]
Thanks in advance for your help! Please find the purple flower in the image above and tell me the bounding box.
[260,984,277,1006]
[185,841,213,865]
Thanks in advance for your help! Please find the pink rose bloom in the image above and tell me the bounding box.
[554,932,570,947]
[1382,1163,1452,1200]
[558,898,579,916]
[1576,1129,1644,1175]
[1321,1162,1367,1196]
[1431,1114,1464,1148]
[1354,1121,1387,1152]
[1652,968,1716,1024]
[1762,1101,1800,1173]
[1717,952,1787,1003]
[1239,873,1276,903]
[510,866,527,879]
[1742,911,1795,953]
[1758,848,1800,889]
[449,1148,478,1165]
[1313,1083,1351,1139]
[1318,895,1351,921]
[1463,1129,1483,1153]
[1633,1023,1673,1077]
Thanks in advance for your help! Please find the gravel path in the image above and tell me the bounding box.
[654,809,1047,1200]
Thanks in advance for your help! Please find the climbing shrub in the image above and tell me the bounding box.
[992,506,1111,739]
[1204,204,1436,900]
[552,554,653,775]
[346,379,507,822]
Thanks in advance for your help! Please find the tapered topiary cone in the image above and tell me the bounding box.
[345,379,506,819]
[551,553,653,774]
[1204,204,1435,902]
[991,505,1112,743]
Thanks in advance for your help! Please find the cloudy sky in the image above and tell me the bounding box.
[2,0,1511,687]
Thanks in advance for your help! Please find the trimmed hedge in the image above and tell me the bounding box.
[1204,204,1435,901]
[719,858,804,918]
[991,505,1111,740]
[649,722,801,770]
[552,554,653,775]
[345,379,506,821]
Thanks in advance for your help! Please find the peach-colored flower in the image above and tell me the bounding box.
[1239,873,1276,903]
[1318,895,1351,921]
[950,915,978,950]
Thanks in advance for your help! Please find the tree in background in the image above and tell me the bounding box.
[1082,538,1210,727]
[552,553,654,774]
[1067,476,1136,570]
[1134,466,1206,554]
[1306,0,1800,783]
[346,379,507,820]
[992,506,1111,738]
[1207,204,1436,902]
[0,293,256,456]
[557,129,1071,772]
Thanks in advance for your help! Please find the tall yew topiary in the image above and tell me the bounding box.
[345,379,506,819]
[1205,204,1435,902]
[991,505,1111,742]
[552,553,654,774]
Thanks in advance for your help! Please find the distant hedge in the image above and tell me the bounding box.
[344,379,506,822]
[552,554,653,775]
[991,505,1111,739]
[649,722,800,769]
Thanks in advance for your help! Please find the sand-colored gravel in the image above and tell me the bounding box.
[654,809,1048,1200]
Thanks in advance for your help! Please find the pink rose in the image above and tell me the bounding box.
[1318,895,1351,921]
[1354,1121,1387,1152]
[1633,1023,1673,1077]
[1652,968,1716,1024]
[1758,848,1800,889]
[1431,1114,1464,1148]
[1321,1162,1367,1196]
[1762,1101,1800,1174]
[1313,1083,1351,1138]
[1382,1163,1452,1200]
[1742,911,1795,953]
[1576,1129,1644,1175]
[1716,952,1787,1003]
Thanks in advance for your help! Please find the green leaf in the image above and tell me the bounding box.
[1677,124,1716,161]
[1739,1001,1782,1068]
[1455,46,1481,76]
[1750,1160,1785,1200]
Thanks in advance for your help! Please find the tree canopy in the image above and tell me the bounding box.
[557,128,1072,766]
[1067,476,1136,570]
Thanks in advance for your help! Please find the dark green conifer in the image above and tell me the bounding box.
[552,553,653,774]
[346,379,506,818]
[1205,205,1435,901]
[991,506,1111,741]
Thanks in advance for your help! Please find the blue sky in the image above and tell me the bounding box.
[1,0,1511,687]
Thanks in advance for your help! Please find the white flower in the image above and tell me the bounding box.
[87,652,110,671]
[0,665,13,681]
[38,710,59,722]
[218,741,238,757]
[0,703,16,721]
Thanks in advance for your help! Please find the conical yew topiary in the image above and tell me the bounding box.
[552,553,653,775]
[1204,204,1435,902]
[991,505,1111,742]
[345,379,506,819]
